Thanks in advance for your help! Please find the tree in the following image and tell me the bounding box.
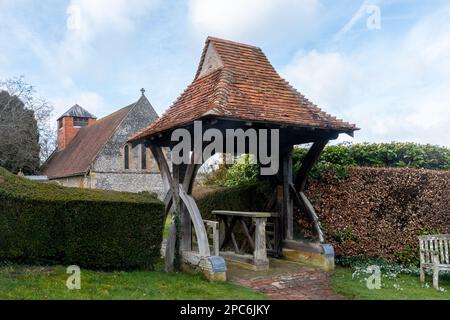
[0,90,40,174]
[0,76,55,164]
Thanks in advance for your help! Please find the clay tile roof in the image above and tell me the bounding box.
[129,37,357,141]
[57,104,97,120]
[42,102,135,179]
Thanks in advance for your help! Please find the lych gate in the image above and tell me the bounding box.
[128,37,357,280]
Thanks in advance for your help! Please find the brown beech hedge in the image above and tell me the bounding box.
[305,167,450,263]
[0,167,164,270]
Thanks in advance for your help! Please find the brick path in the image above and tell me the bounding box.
[226,259,344,300]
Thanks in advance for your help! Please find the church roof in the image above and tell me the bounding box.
[57,104,97,120]
[42,95,150,179]
[129,37,357,142]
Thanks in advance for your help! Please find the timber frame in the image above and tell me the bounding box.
[128,37,358,274]
[131,118,342,272]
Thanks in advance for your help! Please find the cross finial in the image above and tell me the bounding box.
[140,88,146,95]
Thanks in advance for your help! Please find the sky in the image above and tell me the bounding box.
[0,0,449,146]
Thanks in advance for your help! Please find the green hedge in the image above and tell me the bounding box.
[204,142,450,188]
[195,183,271,220]
[293,142,450,175]
[0,167,164,270]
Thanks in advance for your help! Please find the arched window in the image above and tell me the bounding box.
[141,144,147,170]
[124,145,130,170]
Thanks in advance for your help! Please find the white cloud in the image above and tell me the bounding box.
[0,0,161,81]
[66,0,159,42]
[57,0,160,71]
[281,6,450,146]
[187,0,319,44]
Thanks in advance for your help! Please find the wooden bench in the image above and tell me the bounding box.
[212,210,276,271]
[419,234,450,289]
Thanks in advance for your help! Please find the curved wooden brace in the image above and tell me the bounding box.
[295,139,328,192]
[179,186,211,257]
[151,145,211,260]
[291,140,329,244]
[289,183,325,243]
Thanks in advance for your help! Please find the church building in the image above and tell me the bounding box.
[41,90,167,198]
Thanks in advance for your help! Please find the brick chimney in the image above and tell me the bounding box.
[57,104,96,151]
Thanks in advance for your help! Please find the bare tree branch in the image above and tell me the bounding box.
[0,76,56,163]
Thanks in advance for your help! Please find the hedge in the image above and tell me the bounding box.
[305,167,450,265]
[203,142,450,189]
[194,167,450,266]
[293,142,450,172]
[0,167,164,270]
[194,183,271,221]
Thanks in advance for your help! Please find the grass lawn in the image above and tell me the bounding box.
[0,262,265,300]
[331,267,450,300]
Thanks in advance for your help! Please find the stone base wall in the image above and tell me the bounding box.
[51,172,165,199]
[92,172,165,199]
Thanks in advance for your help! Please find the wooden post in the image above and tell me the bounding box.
[179,188,211,257]
[180,152,201,252]
[254,217,268,265]
[180,205,192,251]
[151,144,211,258]
[291,139,329,243]
[282,148,293,240]
[174,164,192,252]
[149,145,179,272]
[275,185,283,254]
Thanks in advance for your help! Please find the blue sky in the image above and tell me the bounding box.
[0,0,449,145]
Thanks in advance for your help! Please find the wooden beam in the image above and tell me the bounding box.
[180,153,202,252]
[275,185,284,255]
[163,189,173,220]
[291,139,328,243]
[150,145,172,192]
[263,189,277,211]
[179,187,211,257]
[174,164,192,252]
[151,145,211,260]
[290,183,325,243]
[294,139,329,191]
[240,220,255,251]
[182,152,201,194]
[282,148,294,240]
[149,145,179,272]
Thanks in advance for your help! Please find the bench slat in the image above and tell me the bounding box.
[446,239,450,264]
[419,235,450,290]
[419,239,425,264]
[425,239,430,264]
[419,235,450,265]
